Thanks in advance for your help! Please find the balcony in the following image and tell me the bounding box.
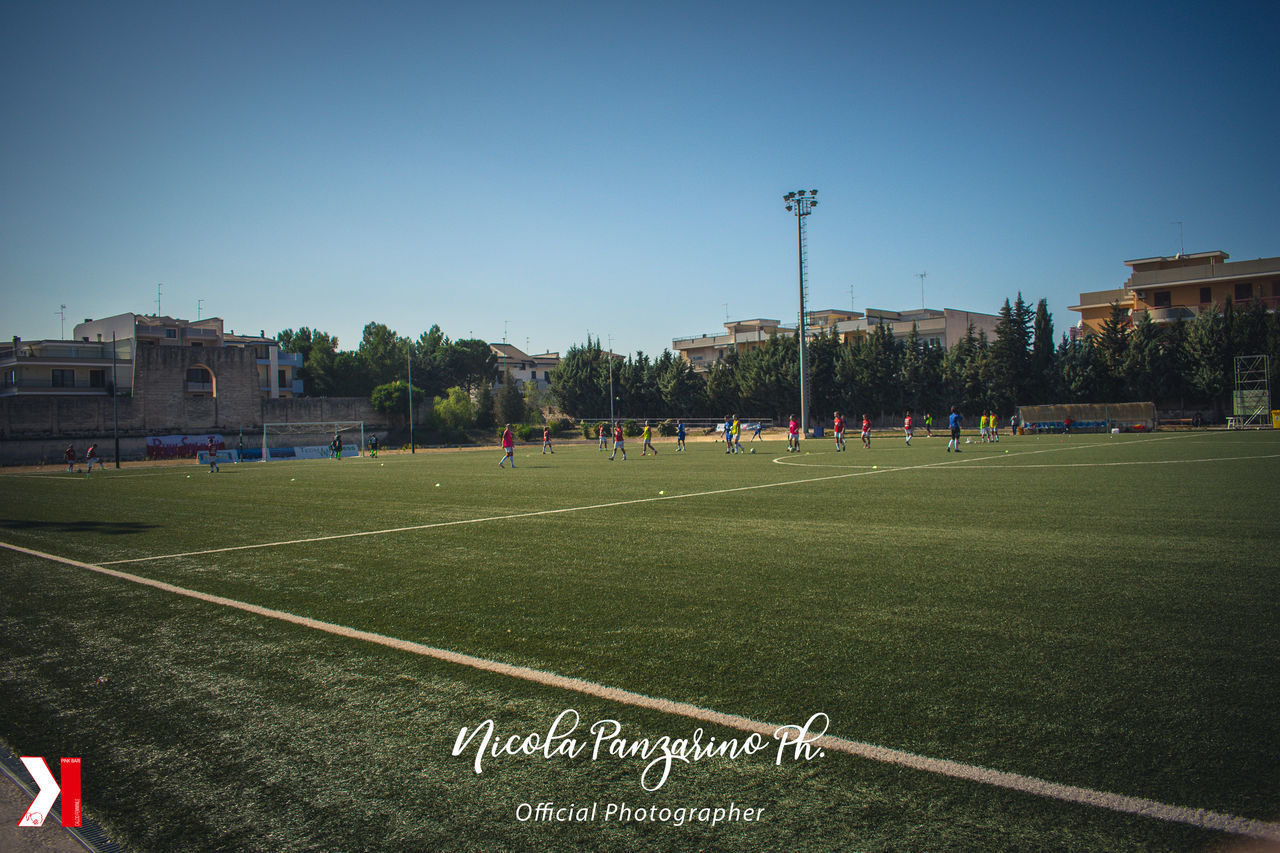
[0,378,115,395]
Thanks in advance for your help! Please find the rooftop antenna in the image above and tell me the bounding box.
[849,284,855,312]
[197,298,204,320]
[1172,221,1184,257]
[916,272,927,309]
[503,320,509,344]
[723,303,729,322]
[56,304,67,338]
[156,283,163,315]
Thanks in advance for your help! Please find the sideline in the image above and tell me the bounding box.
[2,539,1278,843]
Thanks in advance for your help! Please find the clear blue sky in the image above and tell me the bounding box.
[3,1,1277,358]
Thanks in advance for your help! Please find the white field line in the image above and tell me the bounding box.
[773,453,1280,471]
[2,539,1278,842]
[98,433,1204,566]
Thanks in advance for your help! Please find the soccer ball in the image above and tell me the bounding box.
[750,448,756,454]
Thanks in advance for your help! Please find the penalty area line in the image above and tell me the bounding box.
[2,539,1278,842]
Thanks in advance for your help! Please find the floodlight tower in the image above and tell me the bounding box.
[783,189,818,436]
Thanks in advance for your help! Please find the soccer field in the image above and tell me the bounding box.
[2,431,1278,851]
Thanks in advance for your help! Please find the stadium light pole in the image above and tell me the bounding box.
[783,189,818,437]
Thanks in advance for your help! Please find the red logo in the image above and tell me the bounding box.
[17,757,80,828]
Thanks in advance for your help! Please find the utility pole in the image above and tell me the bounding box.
[607,334,615,425]
[407,345,415,454]
[112,331,120,468]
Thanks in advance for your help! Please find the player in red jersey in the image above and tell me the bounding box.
[861,415,872,449]
[833,412,846,452]
[499,424,515,468]
[903,411,914,446]
[610,422,627,461]
[542,426,554,454]
[787,415,800,453]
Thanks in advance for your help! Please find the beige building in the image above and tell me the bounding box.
[1069,251,1280,336]
[73,313,303,399]
[3,312,303,400]
[673,307,999,372]
[831,307,1000,349]
[490,343,561,390]
[1,338,133,397]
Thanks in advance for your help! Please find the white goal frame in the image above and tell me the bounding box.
[260,421,366,461]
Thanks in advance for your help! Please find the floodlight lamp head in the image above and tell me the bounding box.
[785,204,793,211]
[811,189,818,195]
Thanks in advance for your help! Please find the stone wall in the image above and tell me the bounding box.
[0,345,395,464]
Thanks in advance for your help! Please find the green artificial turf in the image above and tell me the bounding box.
[1,430,1277,851]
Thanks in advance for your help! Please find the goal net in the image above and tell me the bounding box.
[260,421,365,461]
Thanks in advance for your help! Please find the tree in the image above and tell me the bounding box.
[1030,299,1056,403]
[897,325,928,416]
[988,294,1033,413]
[370,380,423,427]
[1057,335,1102,402]
[549,339,611,418]
[496,371,527,424]
[1183,304,1228,415]
[473,383,495,429]
[1093,302,1130,401]
[655,350,708,416]
[736,334,798,418]
[807,330,841,422]
[448,339,498,392]
[358,322,408,389]
[705,349,740,415]
[277,327,339,396]
[432,386,475,432]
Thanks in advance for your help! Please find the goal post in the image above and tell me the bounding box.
[259,421,366,461]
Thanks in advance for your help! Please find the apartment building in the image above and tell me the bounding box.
[1070,251,1280,336]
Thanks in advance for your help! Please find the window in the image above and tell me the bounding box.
[278,369,287,388]
[165,328,177,338]
[51,369,74,387]
[1153,291,1172,308]
[89,369,105,388]
[1235,282,1253,301]
[1200,287,1212,304]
